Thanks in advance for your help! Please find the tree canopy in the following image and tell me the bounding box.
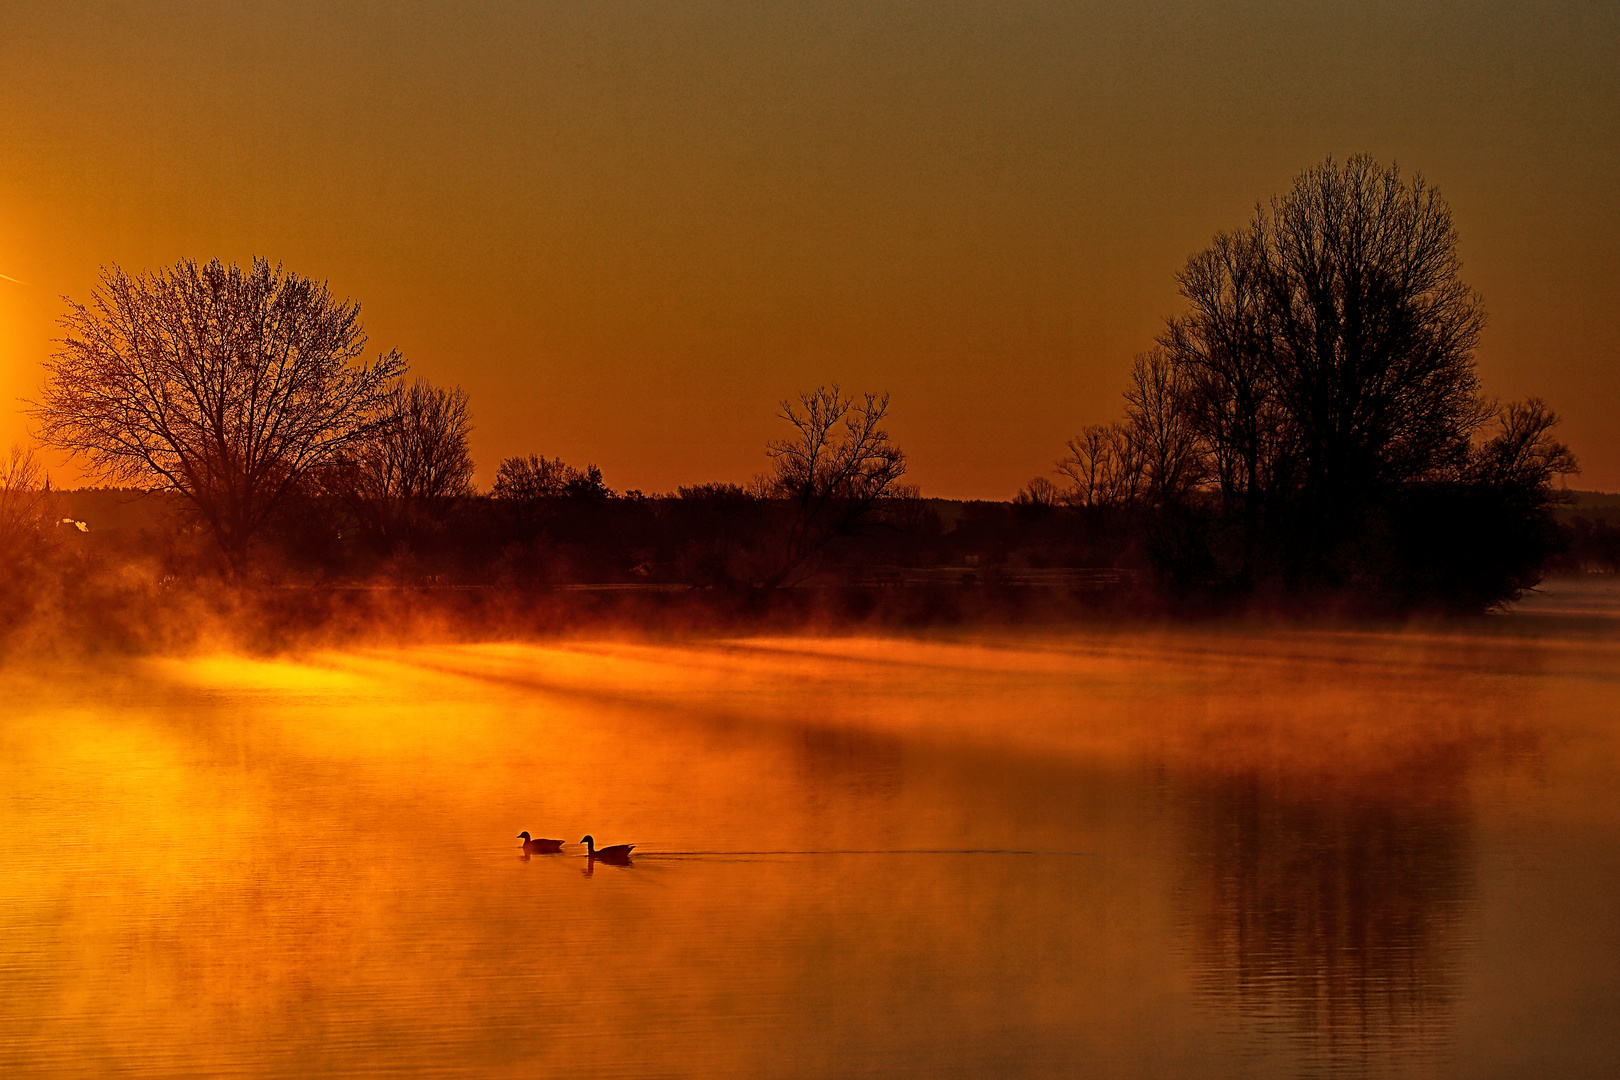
[1056,155,1577,604]
[35,258,403,566]
[1165,157,1490,533]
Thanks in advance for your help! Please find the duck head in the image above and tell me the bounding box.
[517,831,532,841]
[580,835,594,846]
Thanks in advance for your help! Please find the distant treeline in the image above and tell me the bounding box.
[1556,504,1620,575]
[39,484,1140,590]
[0,155,1600,650]
[39,485,1620,587]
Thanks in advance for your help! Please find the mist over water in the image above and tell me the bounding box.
[3,586,1619,1077]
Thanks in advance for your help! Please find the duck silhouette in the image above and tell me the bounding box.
[518,832,565,854]
[581,835,635,863]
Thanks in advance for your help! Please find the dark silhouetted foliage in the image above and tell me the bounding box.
[326,378,475,551]
[1050,156,1578,609]
[34,258,403,569]
[763,385,908,588]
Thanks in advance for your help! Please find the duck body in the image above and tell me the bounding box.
[518,832,565,854]
[581,834,635,861]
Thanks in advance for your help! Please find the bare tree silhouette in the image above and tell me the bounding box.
[0,446,66,632]
[1162,224,1287,576]
[1057,422,1144,509]
[1065,155,1575,601]
[1471,398,1578,491]
[365,379,475,502]
[1013,475,1063,509]
[765,385,907,588]
[1259,157,1490,566]
[331,378,474,546]
[491,455,609,503]
[33,258,402,570]
[1123,348,1204,508]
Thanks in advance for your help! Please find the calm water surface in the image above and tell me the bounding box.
[4,583,1620,1077]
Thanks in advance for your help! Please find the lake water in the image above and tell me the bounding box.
[4,581,1619,1077]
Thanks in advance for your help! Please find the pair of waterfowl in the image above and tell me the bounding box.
[518,832,635,860]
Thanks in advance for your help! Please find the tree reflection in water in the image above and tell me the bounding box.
[1176,756,1485,1074]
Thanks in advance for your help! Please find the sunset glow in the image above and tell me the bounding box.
[1,2,1615,495]
[3,5,1618,1077]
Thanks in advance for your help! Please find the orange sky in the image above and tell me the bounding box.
[1,1,1616,498]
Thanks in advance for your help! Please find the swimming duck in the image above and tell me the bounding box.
[581,834,635,861]
[518,832,565,854]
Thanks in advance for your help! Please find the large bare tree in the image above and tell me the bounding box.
[1146,155,1495,582]
[34,258,403,568]
[1261,156,1490,508]
[1163,157,1488,516]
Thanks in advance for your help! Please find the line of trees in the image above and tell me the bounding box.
[13,160,1587,611]
[1030,155,1577,607]
[23,257,911,590]
[478,384,910,590]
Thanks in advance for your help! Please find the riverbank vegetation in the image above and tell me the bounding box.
[0,156,1596,654]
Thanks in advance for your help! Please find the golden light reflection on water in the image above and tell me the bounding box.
[3,607,1620,1077]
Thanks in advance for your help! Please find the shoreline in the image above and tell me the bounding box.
[4,574,1616,664]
